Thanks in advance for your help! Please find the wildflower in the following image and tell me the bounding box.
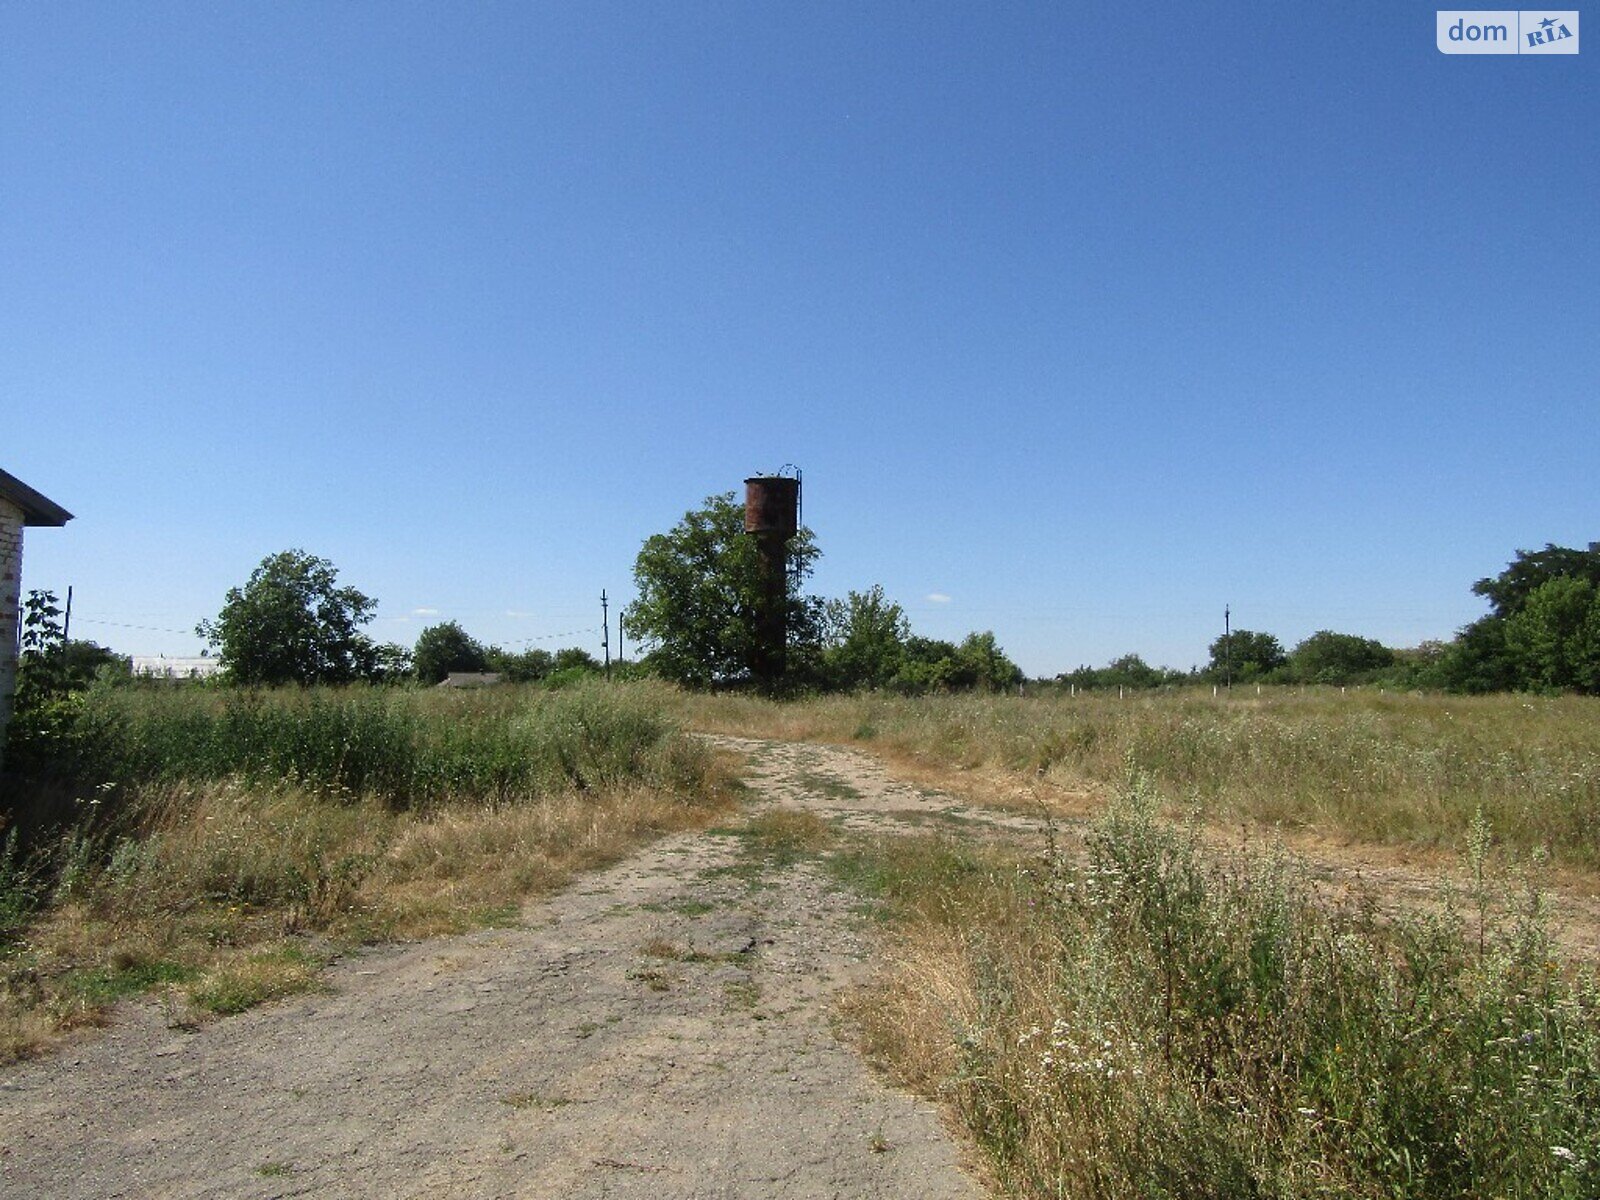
[1552,1146,1576,1163]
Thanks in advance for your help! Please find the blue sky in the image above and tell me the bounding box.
[3,3,1594,675]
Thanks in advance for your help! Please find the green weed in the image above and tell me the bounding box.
[844,773,1600,1199]
[63,959,195,1005]
[794,770,863,802]
[186,943,327,1015]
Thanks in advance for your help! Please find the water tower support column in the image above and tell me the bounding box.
[743,475,800,688]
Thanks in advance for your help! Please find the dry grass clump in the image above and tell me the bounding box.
[741,808,835,862]
[672,686,1600,867]
[2,774,731,1060]
[840,780,1600,1199]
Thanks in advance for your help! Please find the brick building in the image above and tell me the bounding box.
[1,469,73,769]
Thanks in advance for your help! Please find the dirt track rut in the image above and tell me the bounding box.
[0,737,998,1200]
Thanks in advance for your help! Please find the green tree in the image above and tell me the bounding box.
[197,550,378,686]
[1289,630,1395,685]
[1207,629,1286,682]
[369,642,414,683]
[1473,542,1600,618]
[824,585,909,690]
[1445,542,1600,693]
[884,632,1021,694]
[1102,653,1165,690]
[412,621,487,684]
[1058,654,1183,692]
[954,630,1024,692]
[890,636,960,693]
[1439,615,1520,694]
[11,593,125,703]
[1502,577,1600,693]
[624,493,822,687]
[553,647,601,673]
[15,590,69,705]
[484,646,554,683]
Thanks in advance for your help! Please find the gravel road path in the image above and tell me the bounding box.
[0,737,998,1200]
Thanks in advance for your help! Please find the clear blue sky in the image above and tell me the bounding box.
[4,3,1594,675]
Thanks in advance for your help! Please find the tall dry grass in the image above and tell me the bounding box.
[670,686,1600,866]
[0,681,733,1061]
[839,780,1600,1198]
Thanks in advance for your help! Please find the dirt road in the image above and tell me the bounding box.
[0,738,1001,1200]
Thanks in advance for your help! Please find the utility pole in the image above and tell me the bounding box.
[1224,604,1231,690]
[600,590,611,679]
[618,613,625,665]
[63,585,73,642]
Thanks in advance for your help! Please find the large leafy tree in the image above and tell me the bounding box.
[824,585,910,690]
[1206,629,1286,682]
[1502,577,1600,693]
[412,621,487,684]
[1289,631,1395,685]
[484,646,555,683]
[953,630,1024,692]
[1447,542,1600,693]
[1059,654,1190,692]
[887,631,1023,694]
[197,550,378,685]
[624,493,821,687]
[1472,543,1600,618]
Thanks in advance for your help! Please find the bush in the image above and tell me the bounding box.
[903,776,1600,1198]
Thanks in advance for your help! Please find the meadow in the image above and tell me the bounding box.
[832,782,1600,1199]
[670,686,1600,868]
[674,684,1600,1196]
[4,679,1598,1196]
[0,681,732,1060]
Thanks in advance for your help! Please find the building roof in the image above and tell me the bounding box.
[0,468,73,527]
[437,672,504,688]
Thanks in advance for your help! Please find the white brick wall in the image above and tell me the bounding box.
[0,496,23,757]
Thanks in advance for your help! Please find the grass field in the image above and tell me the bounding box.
[834,782,1600,1199]
[668,683,1600,1195]
[5,678,1598,1196]
[670,685,1600,868]
[0,681,733,1061]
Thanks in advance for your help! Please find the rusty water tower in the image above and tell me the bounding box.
[744,472,801,686]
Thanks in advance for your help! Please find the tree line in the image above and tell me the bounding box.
[1055,542,1600,694]
[16,515,1595,700]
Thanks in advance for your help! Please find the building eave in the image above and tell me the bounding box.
[0,468,73,526]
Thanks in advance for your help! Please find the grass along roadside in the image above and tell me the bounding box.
[1,684,737,1064]
[830,777,1600,1199]
[668,686,1600,870]
[2,776,736,1062]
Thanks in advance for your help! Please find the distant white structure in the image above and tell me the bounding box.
[437,672,502,688]
[132,656,224,680]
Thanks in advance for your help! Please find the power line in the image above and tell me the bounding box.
[501,627,598,646]
[72,617,201,636]
[72,614,600,649]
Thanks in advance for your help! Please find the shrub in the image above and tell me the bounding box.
[863,776,1600,1198]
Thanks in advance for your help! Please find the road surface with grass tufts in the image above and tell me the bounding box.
[0,737,1015,1200]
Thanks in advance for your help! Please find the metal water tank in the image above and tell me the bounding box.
[743,476,800,537]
